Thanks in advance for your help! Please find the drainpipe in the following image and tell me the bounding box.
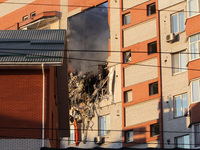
[42,63,45,147]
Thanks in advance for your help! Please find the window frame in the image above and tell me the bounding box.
[171,11,185,34]
[124,90,132,103]
[172,50,187,75]
[22,15,28,21]
[122,13,131,25]
[194,123,200,148]
[175,134,190,149]
[150,123,159,137]
[189,33,200,61]
[149,82,158,96]
[188,0,199,18]
[148,41,157,55]
[30,12,36,18]
[125,130,134,143]
[123,50,131,63]
[173,93,188,118]
[99,114,110,136]
[147,3,156,16]
[191,79,200,104]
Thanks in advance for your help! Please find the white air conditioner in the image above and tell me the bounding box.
[166,33,175,42]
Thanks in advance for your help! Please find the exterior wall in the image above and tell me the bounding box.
[159,1,192,149]
[0,0,60,30]
[121,0,162,147]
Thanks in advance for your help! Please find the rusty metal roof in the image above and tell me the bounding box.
[0,30,66,65]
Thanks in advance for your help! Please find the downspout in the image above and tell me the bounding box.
[42,63,45,147]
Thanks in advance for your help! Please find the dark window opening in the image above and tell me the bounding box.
[122,13,131,25]
[30,12,36,18]
[150,123,159,137]
[148,41,157,55]
[149,82,158,95]
[123,50,131,63]
[22,15,28,21]
[147,3,156,16]
[125,130,133,143]
[124,90,132,103]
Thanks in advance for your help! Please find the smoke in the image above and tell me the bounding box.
[67,2,110,75]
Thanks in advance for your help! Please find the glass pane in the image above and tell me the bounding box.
[183,135,190,149]
[173,53,179,74]
[182,94,188,111]
[191,43,198,60]
[70,125,75,144]
[177,137,184,148]
[106,115,110,134]
[175,96,182,117]
[126,14,130,24]
[172,14,178,33]
[192,81,199,102]
[189,0,198,17]
[180,51,187,72]
[190,35,198,43]
[101,117,105,136]
[128,91,132,102]
[179,12,185,32]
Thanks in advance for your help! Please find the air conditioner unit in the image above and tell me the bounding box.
[94,136,104,144]
[166,33,175,42]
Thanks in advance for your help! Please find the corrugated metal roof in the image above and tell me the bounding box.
[0,30,66,65]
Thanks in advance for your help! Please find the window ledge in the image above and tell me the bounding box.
[173,70,187,76]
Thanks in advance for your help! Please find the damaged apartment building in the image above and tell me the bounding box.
[2,0,200,149]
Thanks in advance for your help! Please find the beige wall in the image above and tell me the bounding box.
[124,57,158,87]
[123,18,157,48]
[0,0,35,17]
[129,140,160,148]
[123,0,150,11]
[158,0,185,10]
[125,98,159,127]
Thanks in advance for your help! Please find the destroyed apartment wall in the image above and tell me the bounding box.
[60,2,122,148]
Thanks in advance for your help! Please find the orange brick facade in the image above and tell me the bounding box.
[0,67,59,148]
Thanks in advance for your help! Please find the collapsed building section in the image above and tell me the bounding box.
[67,2,111,145]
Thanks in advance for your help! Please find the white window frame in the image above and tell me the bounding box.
[175,134,190,149]
[147,3,156,16]
[172,50,187,75]
[171,11,185,34]
[23,15,28,21]
[69,124,75,144]
[189,33,200,61]
[174,93,188,118]
[188,0,200,18]
[99,114,110,136]
[190,79,200,104]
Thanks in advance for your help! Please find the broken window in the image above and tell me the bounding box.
[148,41,157,55]
[123,50,131,63]
[147,3,156,16]
[124,90,132,103]
[150,123,159,137]
[149,82,158,95]
[123,13,131,25]
[99,114,110,136]
[125,130,133,143]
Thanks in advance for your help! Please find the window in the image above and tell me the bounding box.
[190,33,200,60]
[174,93,188,117]
[99,115,110,136]
[125,130,133,143]
[171,11,185,33]
[195,124,200,147]
[30,12,36,18]
[148,41,157,55]
[188,0,199,17]
[123,50,131,63]
[172,51,187,74]
[191,80,200,103]
[22,15,28,21]
[175,135,190,149]
[123,13,130,25]
[147,3,156,16]
[70,124,75,144]
[149,82,158,95]
[124,90,132,103]
[150,123,159,137]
